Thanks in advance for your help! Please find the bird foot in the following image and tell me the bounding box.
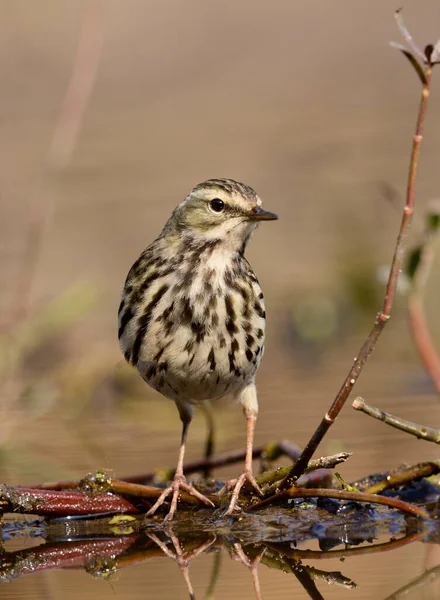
[223,469,262,515]
[146,473,214,521]
[232,543,265,600]
[148,531,216,598]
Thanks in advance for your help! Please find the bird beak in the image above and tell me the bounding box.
[247,207,278,221]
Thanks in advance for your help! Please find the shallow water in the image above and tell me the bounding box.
[1,501,437,599]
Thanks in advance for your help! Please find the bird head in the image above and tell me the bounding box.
[168,178,278,252]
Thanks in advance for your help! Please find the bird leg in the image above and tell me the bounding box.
[148,531,216,599]
[224,410,262,515]
[200,403,215,478]
[232,543,266,600]
[146,416,214,521]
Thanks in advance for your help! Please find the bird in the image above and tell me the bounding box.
[118,178,277,519]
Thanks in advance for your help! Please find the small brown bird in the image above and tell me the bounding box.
[118,178,277,519]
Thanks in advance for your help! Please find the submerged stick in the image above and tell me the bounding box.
[249,487,430,519]
[362,460,440,494]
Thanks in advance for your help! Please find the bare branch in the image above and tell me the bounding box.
[276,18,434,491]
[363,460,440,495]
[249,487,429,519]
[352,396,440,443]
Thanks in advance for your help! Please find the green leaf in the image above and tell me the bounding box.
[335,472,360,493]
[406,246,422,281]
[426,212,440,233]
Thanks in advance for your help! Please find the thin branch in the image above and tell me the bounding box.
[408,291,440,394]
[277,22,434,491]
[5,193,54,327]
[108,479,218,508]
[362,460,440,495]
[302,565,357,590]
[352,396,440,443]
[266,530,426,561]
[407,219,440,394]
[249,487,429,519]
[205,551,222,600]
[256,452,351,491]
[27,441,301,489]
[1,478,218,517]
[19,449,339,510]
[49,0,106,167]
[289,560,325,600]
[26,447,266,489]
[384,564,440,600]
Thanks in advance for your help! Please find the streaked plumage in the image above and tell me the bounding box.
[118,178,277,519]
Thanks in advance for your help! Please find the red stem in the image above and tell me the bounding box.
[278,63,433,489]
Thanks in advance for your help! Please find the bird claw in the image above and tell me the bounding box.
[146,474,214,521]
[223,470,263,515]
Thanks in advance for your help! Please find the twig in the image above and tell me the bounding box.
[362,460,440,495]
[278,13,435,490]
[108,479,218,508]
[19,447,326,508]
[291,563,325,600]
[49,0,106,167]
[407,207,440,394]
[408,292,440,394]
[305,452,352,471]
[248,487,430,519]
[100,441,300,485]
[205,551,222,600]
[256,452,351,491]
[289,559,325,600]
[1,479,218,517]
[6,194,54,327]
[352,396,440,443]
[291,469,333,489]
[26,448,267,489]
[266,530,426,561]
[305,565,357,589]
[384,564,440,600]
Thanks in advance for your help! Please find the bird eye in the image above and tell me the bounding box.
[209,198,225,213]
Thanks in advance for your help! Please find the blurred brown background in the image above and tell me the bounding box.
[1,1,440,598]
